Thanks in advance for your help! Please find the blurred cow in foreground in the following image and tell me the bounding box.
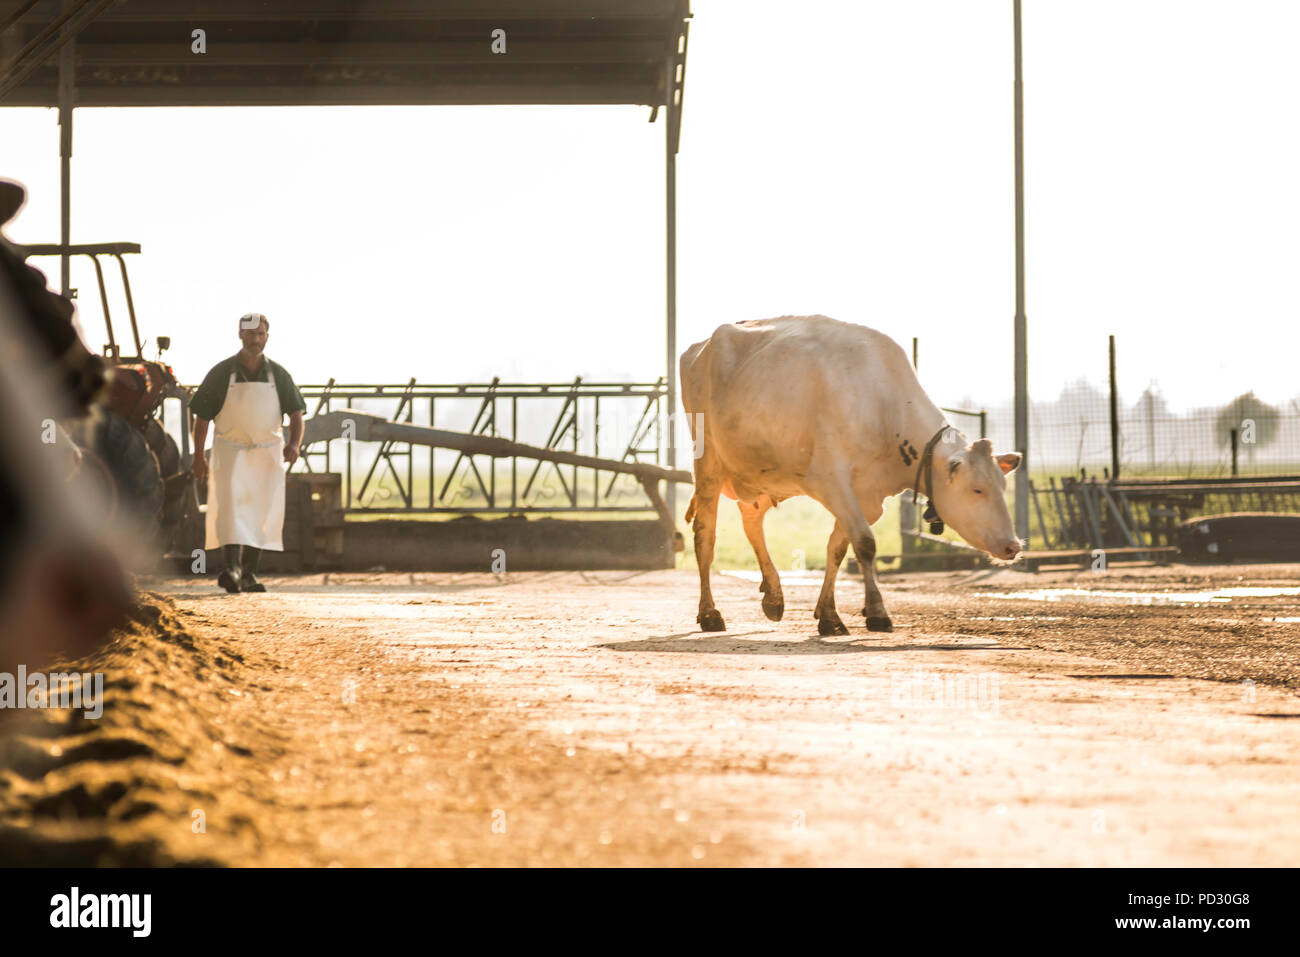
[681,315,1022,635]
[0,179,131,675]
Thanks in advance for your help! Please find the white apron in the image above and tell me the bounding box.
[205,371,286,551]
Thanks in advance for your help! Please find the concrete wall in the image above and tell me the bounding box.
[261,516,676,572]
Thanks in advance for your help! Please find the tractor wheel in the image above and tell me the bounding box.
[67,410,165,554]
[68,444,118,521]
[143,417,180,478]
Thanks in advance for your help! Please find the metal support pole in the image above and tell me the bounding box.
[180,396,191,466]
[1108,334,1119,481]
[900,336,919,558]
[1012,0,1030,543]
[57,1,74,297]
[664,51,679,527]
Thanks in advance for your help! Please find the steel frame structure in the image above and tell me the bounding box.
[289,378,672,515]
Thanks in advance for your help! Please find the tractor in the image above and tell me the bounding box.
[17,241,202,566]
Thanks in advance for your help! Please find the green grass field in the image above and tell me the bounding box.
[337,464,908,572]
[321,459,1300,572]
[676,493,906,572]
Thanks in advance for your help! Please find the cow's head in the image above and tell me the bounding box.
[932,437,1023,562]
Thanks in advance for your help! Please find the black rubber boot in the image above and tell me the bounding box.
[240,547,266,592]
[217,544,242,593]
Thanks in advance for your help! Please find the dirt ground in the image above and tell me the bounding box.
[2,560,1299,866]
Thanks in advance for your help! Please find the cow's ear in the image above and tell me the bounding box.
[996,452,1022,475]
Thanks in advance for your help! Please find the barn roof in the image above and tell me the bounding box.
[0,1,691,110]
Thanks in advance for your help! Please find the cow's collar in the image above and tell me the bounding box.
[912,424,955,534]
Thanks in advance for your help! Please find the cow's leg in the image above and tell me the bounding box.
[689,485,726,632]
[738,495,783,621]
[854,527,892,632]
[813,521,851,636]
[808,473,893,633]
[851,494,892,632]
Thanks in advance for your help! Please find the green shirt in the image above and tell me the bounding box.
[189,354,307,421]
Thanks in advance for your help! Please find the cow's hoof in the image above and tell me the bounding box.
[761,598,785,622]
[865,616,894,633]
[698,609,726,632]
[818,616,849,637]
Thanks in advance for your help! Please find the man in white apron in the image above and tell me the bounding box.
[190,314,305,592]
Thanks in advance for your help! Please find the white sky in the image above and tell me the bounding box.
[2,0,1298,413]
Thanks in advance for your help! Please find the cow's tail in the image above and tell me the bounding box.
[683,493,697,526]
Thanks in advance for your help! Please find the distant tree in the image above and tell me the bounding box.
[1048,379,1109,473]
[1056,378,1109,418]
[1132,385,1168,420]
[1214,391,1279,451]
[1130,383,1171,470]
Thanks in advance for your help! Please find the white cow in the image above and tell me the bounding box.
[681,315,1023,634]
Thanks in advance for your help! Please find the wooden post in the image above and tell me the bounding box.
[1109,334,1120,480]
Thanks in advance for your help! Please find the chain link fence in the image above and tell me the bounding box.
[977,380,1300,480]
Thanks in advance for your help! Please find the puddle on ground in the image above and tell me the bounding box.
[1067,673,1176,680]
[979,586,1300,606]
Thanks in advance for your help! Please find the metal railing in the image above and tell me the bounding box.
[1027,473,1300,552]
[291,379,670,513]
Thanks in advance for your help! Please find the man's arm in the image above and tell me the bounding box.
[284,411,304,466]
[191,415,211,481]
[270,359,307,467]
[189,358,232,421]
